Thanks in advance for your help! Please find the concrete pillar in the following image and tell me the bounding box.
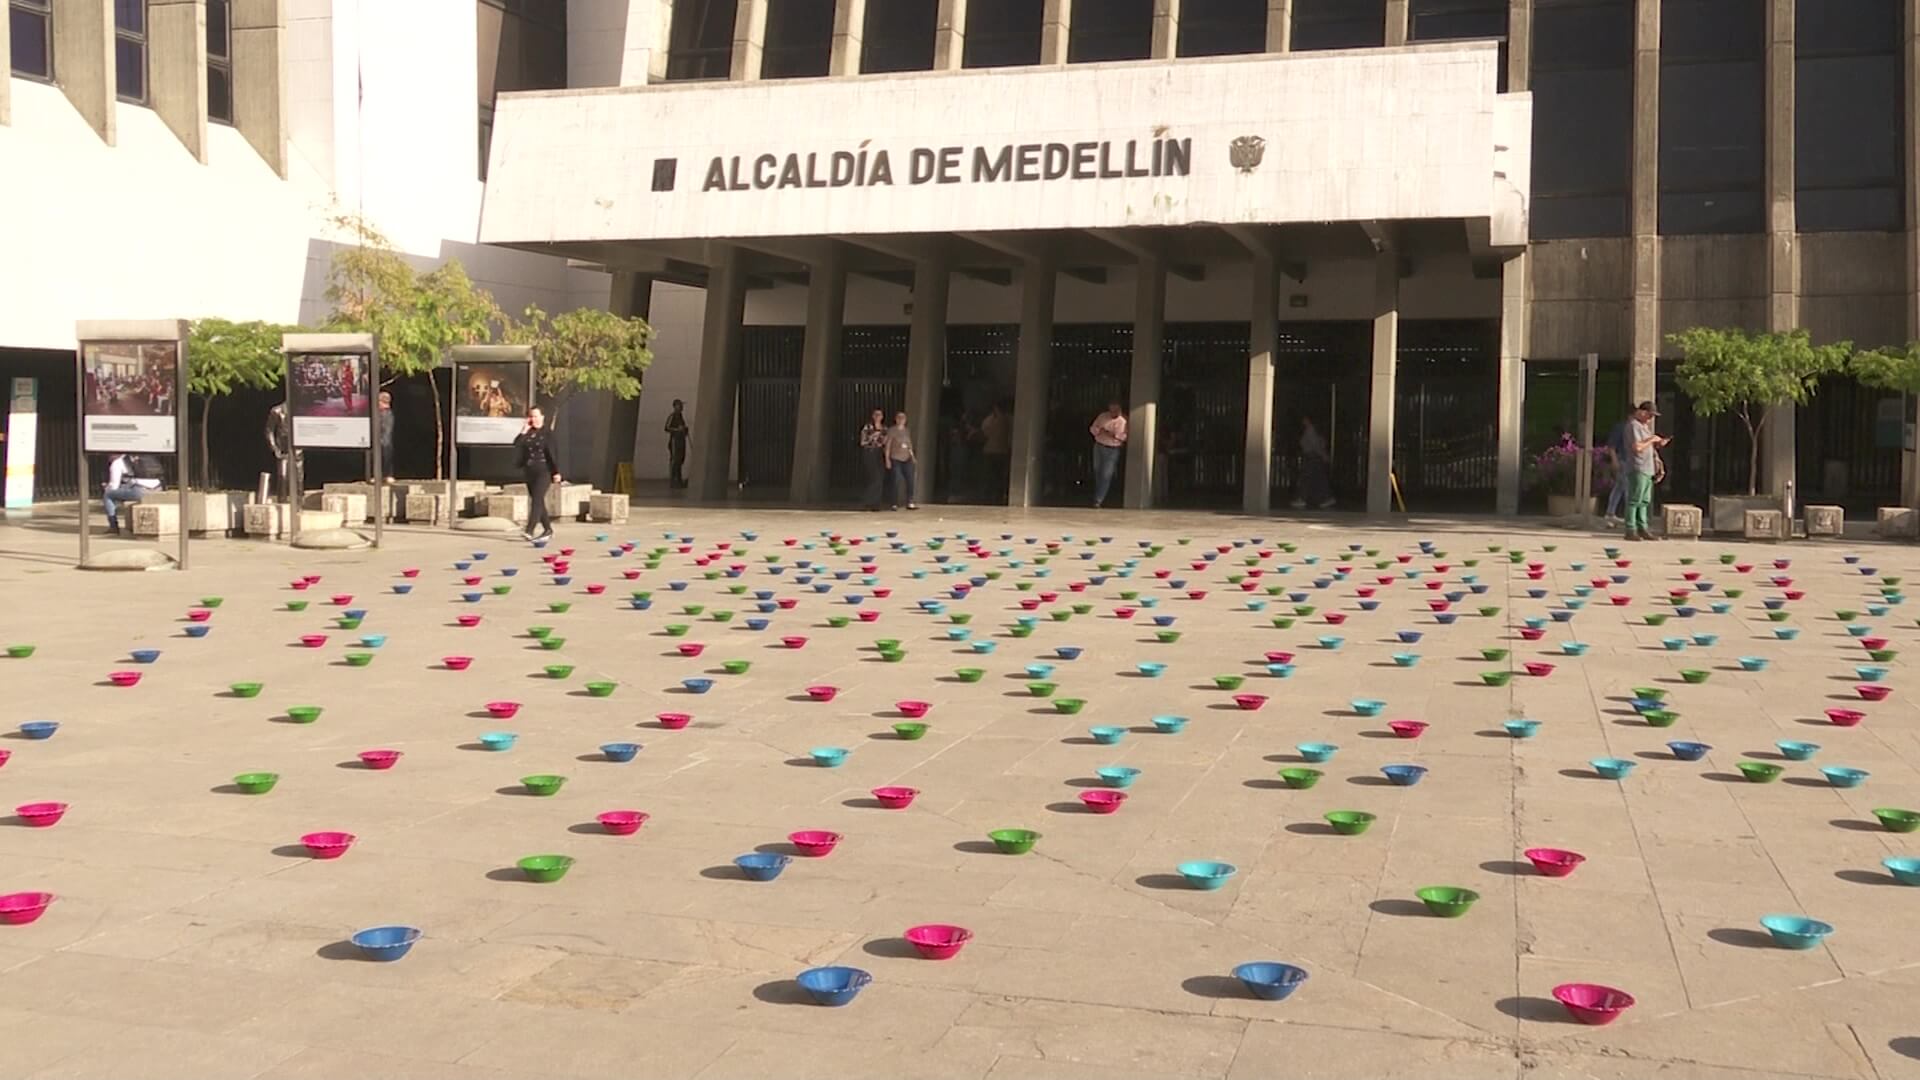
[1507,0,1532,91]
[904,255,951,505]
[1152,0,1180,58]
[790,245,849,505]
[0,0,11,125]
[1244,252,1278,513]
[1127,255,1166,509]
[1368,251,1399,515]
[1629,0,1661,405]
[1496,253,1529,515]
[691,248,747,502]
[231,0,288,177]
[1904,0,1920,506]
[731,0,767,80]
[1266,0,1292,51]
[1008,257,1058,507]
[1042,0,1071,64]
[53,0,115,144]
[1763,0,1798,498]
[935,0,967,69]
[608,272,654,493]
[1385,0,1410,46]
[831,0,867,75]
[149,0,210,163]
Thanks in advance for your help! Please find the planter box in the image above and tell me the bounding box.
[1662,504,1702,538]
[589,492,629,524]
[545,482,595,521]
[1743,509,1786,541]
[1546,493,1596,517]
[243,502,290,538]
[321,493,368,524]
[1710,494,1784,535]
[404,492,448,525]
[483,493,528,522]
[1803,504,1844,537]
[130,503,180,537]
[1877,506,1918,538]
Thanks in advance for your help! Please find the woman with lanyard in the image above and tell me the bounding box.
[514,407,564,541]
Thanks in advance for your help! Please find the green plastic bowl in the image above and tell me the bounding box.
[1481,671,1514,687]
[1416,886,1480,918]
[528,626,554,639]
[1027,682,1057,698]
[540,637,567,651]
[284,601,309,612]
[520,774,566,796]
[711,610,734,623]
[1213,674,1246,691]
[721,660,751,675]
[1325,810,1375,836]
[1050,610,1073,622]
[989,828,1039,854]
[874,639,901,652]
[1643,613,1669,626]
[1053,698,1087,714]
[664,624,690,637]
[344,653,374,667]
[229,681,264,697]
[893,722,929,740]
[544,664,574,679]
[1737,761,1783,783]
[548,601,571,613]
[1873,808,1920,833]
[880,649,906,662]
[682,604,705,616]
[286,706,323,724]
[1008,626,1034,638]
[950,613,973,625]
[1478,606,1500,617]
[826,616,852,628]
[233,771,278,794]
[1869,648,1898,663]
[493,585,513,595]
[1481,648,1509,662]
[1642,709,1678,728]
[954,668,984,683]
[1632,686,1668,702]
[1680,669,1709,684]
[199,597,224,608]
[1279,767,1323,789]
[1156,630,1182,643]
[1270,618,1295,630]
[518,854,574,883]
[1071,603,1092,615]
[585,681,617,697]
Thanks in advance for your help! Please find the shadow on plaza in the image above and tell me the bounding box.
[1494,996,1579,1023]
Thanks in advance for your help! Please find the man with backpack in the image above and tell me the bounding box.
[102,452,163,535]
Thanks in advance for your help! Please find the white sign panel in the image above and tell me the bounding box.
[289,353,373,449]
[481,44,1515,245]
[81,342,178,453]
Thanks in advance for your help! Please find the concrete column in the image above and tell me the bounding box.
[1904,0,1920,506]
[935,0,967,69]
[831,0,867,75]
[1385,0,1410,46]
[1244,252,1278,513]
[608,272,654,493]
[1763,0,1798,498]
[1042,0,1071,64]
[1266,0,1292,51]
[904,255,951,505]
[790,245,849,505]
[1629,0,1661,405]
[149,0,210,163]
[1152,0,1180,58]
[231,0,288,177]
[731,0,767,80]
[1127,255,1166,509]
[0,0,11,125]
[1008,257,1058,507]
[1368,251,1399,515]
[1507,0,1532,91]
[691,248,747,502]
[53,0,115,144]
[1496,253,1529,514]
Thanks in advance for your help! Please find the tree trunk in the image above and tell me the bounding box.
[197,396,212,491]
[1743,411,1766,497]
[430,369,445,481]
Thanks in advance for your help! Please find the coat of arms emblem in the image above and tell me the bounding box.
[1230,135,1266,172]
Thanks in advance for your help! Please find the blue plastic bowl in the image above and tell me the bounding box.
[1096,766,1140,788]
[183,624,211,638]
[1152,715,1189,733]
[453,561,472,570]
[1763,599,1786,611]
[810,747,850,767]
[1396,630,1423,644]
[755,601,778,613]
[1350,699,1385,717]
[1550,609,1575,622]
[630,599,652,610]
[1089,726,1126,745]
[343,609,367,620]
[1821,765,1868,788]
[971,641,997,654]
[129,649,161,664]
[795,965,872,1006]
[682,678,714,694]
[1382,764,1427,787]
[1233,962,1309,1002]
[1297,743,1338,762]
[1776,740,1820,761]
[1137,662,1167,677]
[479,732,517,751]
[1668,741,1711,761]
[392,584,413,594]
[1527,588,1548,599]
[1609,574,1628,585]
[1591,757,1636,779]
[1739,657,1769,671]
[1469,584,1490,595]
[1391,653,1420,667]
[1434,613,1459,625]
[1661,637,1687,651]
[1629,698,1663,714]
[754,590,775,600]
[1882,856,1920,885]
[1504,719,1540,738]
[1055,646,1084,660]
[470,551,489,561]
[462,592,484,603]
[1692,633,1719,646]
[1774,627,1801,640]
[746,618,770,631]
[1266,663,1295,678]
[735,852,791,881]
[1318,636,1344,650]
[1560,642,1591,657]
[1025,663,1056,678]
[1178,860,1238,890]
[1152,615,1175,626]
[19,721,58,739]
[1856,665,1890,682]
[500,567,519,577]
[350,925,421,962]
[1759,914,1833,950]
[600,742,641,762]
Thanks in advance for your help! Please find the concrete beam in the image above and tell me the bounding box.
[1507,0,1533,92]
[1127,254,1166,509]
[831,0,867,75]
[731,0,767,81]
[1042,0,1071,64]
[1244,251,1278,513]
[1629,0,1661,405]
[691,246,747,502]
[960,268,1015,287]
[54,0,115,144]
[1152,0,1180,59]
[1170,264,1206,282]
[1385,0,1409,46]
[150,0,210,163]
[1496,253,1528,514]
[1008,257,1058,507]
[1087,228,1164,261]
[611,272,655,493]
[904,257,953,505]
[958,231,1052,262]
[1368,250,1399,515]
[1062,267,1107,285]
[935,0,967,69]
[231,0,288,176]
[1266,0,1291,52]
[0,0,11,125]
[790,244,849,504]
[1904,0,1920,506]
[1763,0,1798,498]
[732,236,842,269]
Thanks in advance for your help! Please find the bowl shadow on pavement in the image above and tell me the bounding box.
[1706,927,1778,949]
[1368,898,1431,917]
[1181,974,1250,1000]
[953,840,1007,855]
[751,979,815,1006]
[1495,996,1577,1023]
[860,937,922,960]
[1135,873,1193,890]
[1478,859,1534,876]
[1890,1037,1920,1061]
[315,941,376,962]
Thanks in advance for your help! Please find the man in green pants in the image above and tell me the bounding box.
[1624,400,1671,541]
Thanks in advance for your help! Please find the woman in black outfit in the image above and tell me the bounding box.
[858,408,888,510]
[514,407,563,540]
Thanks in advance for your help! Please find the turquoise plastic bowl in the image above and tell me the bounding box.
[1177,860,1238,890]
[1692,633,1719,646]
[1296,742,1338,763]
[1096,766,1140,788]
[1089,726,1126,745]
[1760,914,1832,950]
[1504,719,1540,738]
[1776,740,1820,761]
[1591,757,1635,780]
[1882,856,1920,885]
[1821,765,1868,788]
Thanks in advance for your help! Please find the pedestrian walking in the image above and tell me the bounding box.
[1623,400,1670,541]
[1291,416,1336,509]
[664,399,690,489]
[514,407,564,541]
[859,408,888,510]
[1088,400,1127,508]
[884,410,919,510]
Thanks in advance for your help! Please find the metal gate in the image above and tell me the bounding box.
[1043,325,1132,505]
[738,327,803,494]
[1160,323,1249,507]
[1271,322,1374,506]
[1393,320,1499,512]
[828,327,907,494]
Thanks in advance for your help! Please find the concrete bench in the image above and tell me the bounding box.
[1661,504,1702,539]
[1803,504,1844,538]
[1877,506,1918,539]
[1743,508,1786,541]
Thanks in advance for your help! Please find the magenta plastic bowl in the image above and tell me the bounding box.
[1233,693,1268,711]
[1524,847,1586,878]
[1857,684,1892,702]
[904,923,974,960]
[329,594,353,606]
[1265,651,1295,664]
[657,712,693,730]
[108,671,142,687]
[456,614,482,627]
[0,749,10,769]
[597,810,649,835]
[187,609,213,622]
[299,634,328,648]
[677,643,706,657]
[1524,661,1556,677]
[1079,790,1127,814]
[300,831,355,859]
[358,749,402,770]
[806,685,839,702]
[789,830,841,857]
[782,636,808,649]
[1388,720,1428,739]
[896,701,931,719]
[1552,983,1635,1025]
[872,786,919,809]
[485,701,521,719]
[1826,708,1865,727]
[0,891,55,925]
[15,801,67,827]
[442,656,473,671]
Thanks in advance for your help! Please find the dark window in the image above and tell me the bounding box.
[1795,0,1902,232]
[1658,0,1765,234]
[1068,0,1151,62]
[764,0,832,78]
[963,0,1041,67]
[477,0,567,179]
[1530,0,1633,239]
[9,0,53,80]
[666,0,736,80]
[207,0,233,124]
[862,0,935,72]
[1410,0,1508,90]
[115,0,148,104]
[1177,0,1267,57]
[1292,0,1384,51]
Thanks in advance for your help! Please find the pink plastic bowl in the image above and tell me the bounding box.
[1356,587,1376,598]
[0,891,55,925]
[1526,570,1545,581]
[303,575,323,584]
[442,656,473,671]
[358,749,402,770]
[108,671,142,687]
[486,701,522,719]
[1611,595,1632,606]
[1826,708,1865,727]
[290,580,310,590]
[15,801,68,828]
[857,610,880,622]
[330,595,353,606]
[904,924,973,960]
[0,749,11,769]
[657,712,692,729]
[777,598,798,609]
[457,614,482,627]
[896,701,931,719]
[1388,720,1428,739]
[585,584,606,595]
[1681,571,1700,581]
[597,810,649,835]
[1861,637,1889,651]
[1233,693,1269,711]
[300,634,328,648]
[1524,662,1556,677]
[1154,569,1172,579]
[1323,612,1347,624]
[1424,580,1445,590]
[401,568,420,578]
[872,786,919,810]
[623,569,642,580]
[1114,608,1137,619]
[677,643,706,657]
[789,830,841,857]
[873,588,893,599]
[187,609,213,622]
[1857,684,1892,702]
[806,685,839,702]
[1079,790,1127,814]
[300,831,355,859]
[1552,983,1635,1025]
[1428,600,1451,611]
[463,575,483,586]
[1524,847,1586,877]
[782,636,808,649]
[1265,651,1295,665]
[1020,598,1042,610]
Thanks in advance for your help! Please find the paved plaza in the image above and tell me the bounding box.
[2,508,1920,1079]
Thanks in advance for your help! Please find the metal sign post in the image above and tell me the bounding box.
[281,332,381,548]
[447,345,535,531]
[74,319,191,570]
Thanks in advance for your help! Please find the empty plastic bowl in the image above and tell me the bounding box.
[129,649,161,664]
[1759,914,1833,950]
[599,742,641,763]
[357,749,401,770]
[1737,761,1783,783]
[988,828,1039,854]
[0,891,55,926]
[904,924,973,960]
[795,966,871,1006]
[1233,962,1309,1002]
[809,747,849,768]
[486,701,521,719]
[1415,886,1479,917]
[1524,847,1586,877]
[1667,741,1711,761]
[1822,766,1868,788]
[1152,715,1189,733]
[479,732,517,751]
[1297,743,1338,763]
[1088,725,1125,744]
[1351,699,1385,718]
[1178,860,1238,890]
[1591,758,1635,780]
[14,801,67,827]
[518,854,575,883]
[1382,764,1427,786]
[1881,856,1920,885]
[350,925,421,962]
[229,682,264,699]
[1875,808,1920,833]
[872,786,919,809]
[598,810,648,835]
[1504,719,1540,738]
[1325,811,1374,835]
[789,830,842,856]
[1096,766,1140,788]
[734,853,789,881]
[1553,983,1634,1025]
[806,685,839,701]
[520,774,566,796]
[1279,767,1322,789]
[1079,789,1127,813]
[300,831,355,859]
[1388,720,1428,739]
[681,678,714,694]
[1776,740,1819,761]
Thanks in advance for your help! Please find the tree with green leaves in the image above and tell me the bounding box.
[324,214,504,477]
[1668,327,1853,496]
[1849,341,1920,396]
[505,304,653,427]
[187,318,300,489]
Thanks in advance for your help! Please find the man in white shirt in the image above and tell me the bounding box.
[103,453,162,535]
[1089,400,1128,508]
